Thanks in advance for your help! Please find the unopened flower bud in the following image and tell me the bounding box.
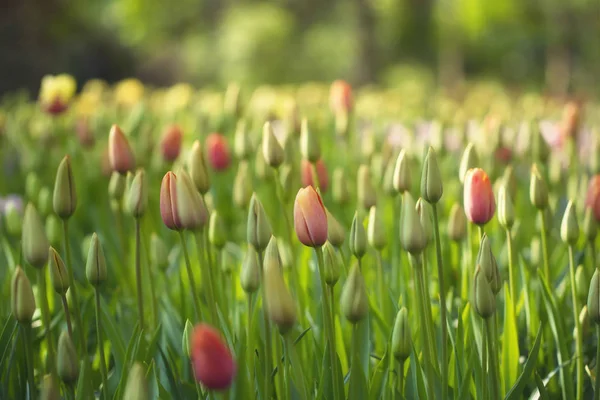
[531,122,550,163]
[584,208,598,242]
[108,172,126,202]
[123,362,149,400]
[11,267,36,323]
[502,166,517,201]
[190,324,237,389]
[391,307,411,362]
[323,242,342,286]
[5,202,23,237]
[53,155,77,219]
[301,159,329,192]
[49,247,69,294]
[108,124,135,174]
[332,167,349,204]
[393,149,411,194]
[420,147,443,203]
[40,374,60,400]
[498,184,515,229]
[459,143,479,184]
[349,211,367,259]
[247,194,272,251]
[234,120,252,160]
[416,198,434,246]
[530,164,548,210]
[233,162,253,208]
[294,187,328,248]
[188,140,211,194]
[326,209,345,247]
[209,211,227,249]
[206,133,231,171]
[241,246,261,294]
[588,268,600,324]
[560,201,579,245]
[46,215,62,248]
[262,121,285,168]
[263,237,297,334]
[255,148,273,181]
[127,169,147,218]
[463,168,496,225]
[340,263,369,323]
[367,206,387,250]
[57,330,79,385]
[447,203,467,242]
[160,124,183,163]
[300,119,320,162]
[86,233,107,287]
[176,170,208,231]
[357,164,376,210]
[400,193,426,255]
[22,203,49,268]
[183,319,194,358]
[473,265,496,319]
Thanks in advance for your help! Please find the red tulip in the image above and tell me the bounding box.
[160,124,183,162]
[108,125,135,174]
[294,186,328,247]
[190,324,236,390]
[301,159,329,193]
[159,172,182,231]
[329,80,353,115]
[44,98,69,115]
[206,133,231,171]
[561,100,581,139]
[495,147,512,164]
[463,168,496,225]
[586,175,600,221]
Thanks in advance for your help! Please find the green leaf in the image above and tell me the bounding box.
[502,285,520,395]
[144,324,163,364]
[113,323,142,399]
[316,342,335,400]
[457,349,475,400]
[505,324,543,400]
[0,316,17,370]
[534,371,550,400]
[368,349,389,400]
[348,343,368,400]
[75,359,92,400]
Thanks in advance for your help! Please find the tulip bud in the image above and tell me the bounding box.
[40,374,60,400]
[300,119,320,162]
[241,246,261,294]
[233,162,253,208]
[463,168,496,225]
[38,187,53,217]
[576,265,587,303]
[340,263,369,323]
[108,124,135,174]
[11,267,36,323]
[447,203,467,242]
[459,143,479,184]
[392,149,411,194]
[530,164,548,210]
[531,122,550,163]
[188,140,211,194]
[264,237,297,334]
[255,148,272,180]
[349,211,367,258]
[108,172,126,201]
[22,203,49,268]
[293,187,328,248]
[357,164,376,210]
[578,306,589,339]
[262,121,285,168]
[206,133,231,171]
[160,124,183,162]
[420,147,443,203]
[190,326,237,392]
[46,215,62,248]
[176,170,208,231]
[49,247,69,294]
[150,233,169,271]
[382,156,397,195]
[477,234,499,284]
[301,159,329,193]
[473,265,496,319]
[583,208,597,242]
[247,194,272,251]
[86,233,107,287]
[332,167,349,204]
[160,172,180,231]
[57,330,79,384]
[209,211,227,249]
[502,165,517,201]
[234,120,252,160]
[400,193,427,255]
[183,319,194,358]
[326,209,346,247]
[416,198,434,246]
[279,164,294,201]
[560,201,579,245]
[367,206,387,250]
[26,172,41,201]
[224,82,242,117]
[497,184,515,229]
[588,268,600,324]
[330,80,353,115]
[391,307,411,362]
[586,175,600,222]
[5,201,23,237]
[123,362,149,400]
[323,242,341,286]
[126,169,147,219]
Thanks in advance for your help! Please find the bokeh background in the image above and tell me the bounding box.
[2,0,600,95]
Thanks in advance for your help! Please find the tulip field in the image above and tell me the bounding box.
[2,76,600,400]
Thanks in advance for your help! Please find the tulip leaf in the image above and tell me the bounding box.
[505,323,543,400]
[502,285,520,395]
[0,317,17,370]
[457,349,476,400]
[534,371,550,400]
[368,349,389,400]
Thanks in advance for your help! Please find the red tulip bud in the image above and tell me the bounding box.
[463,168,496,225]
[206,133,231,171]
[329,80,353,115]
[301,159,329,193]
[160,172,182,231]
[108,124,135,174]
[160,124,183,162]
[190,324,236,390]
[294,186,328,247]
[586,175,600,221]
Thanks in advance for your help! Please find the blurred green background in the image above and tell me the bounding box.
[2,0,600,95]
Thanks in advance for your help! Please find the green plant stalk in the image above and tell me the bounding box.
[432,204,448,399]
[94,289,108,400]
[22,324,36,398]
[595,325,600,400]
[461,238,470,301]
[591,240,597,274]
[376,251,386,317]
[275,335,285,400]
[196,230,218,325]
[398,359,405,397]
[258,251,273,400]
[60,294,73,339]
[37,268,57,377]
[285,333,308,400]
[143,230,158,329]
[310,162,321,190]
[463,222,474,301]
[179,232,201,321]
[247,294,255,382]
[63,220,86,351]
[412,258,435,398]
[316,247,341,400]
[540,210,551,281]
[134,218,145,330]
[393,195,401,295]
[481,318,488,400]
[282,334,291,400]
[420,253,437,366]
[569,245,584,400]
[485,318,500,400]
[506,228,517,317]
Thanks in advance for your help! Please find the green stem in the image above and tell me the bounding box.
[134,219,144,330]
[376,251,386,316]
[310,162,321,190]
[591,240,597,274]
[179,232,201,321]
[196,231,218,325]
[485,318,500,400]
[393,194,401,295]
[95,290,108,400]
[432,204,448,399]
[398,359,405,398]
[283,335,291,400]
[595,325,600,400]
[285,333,308,400]
[506,228,517,316]
[62,220,86,351]
[22,324,36,398]
[569,245,584,400]
[61,294,73,339]
[143,229,158,329]
[37,268,57,377]
[482,318,488,400]
[419,253,436,367]
[258,251,273,400]
[247,294,255,381]
[275,336,285,400]
[463,222,474,301]
[540,210,551,282]
[412,257,435,398]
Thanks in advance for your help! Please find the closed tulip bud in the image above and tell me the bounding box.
[264,237,297,334]
[421,147,443,203]
[530,164,548,210]
[150,233,169,271]
[160,124,183,162]
[382,156,397,195]
[262,121,284,168]
[11,267,36,323]
[233,162,253,208]
[5,202,23,237]
[459,143,479,184]
[176,170,208,231]
[367,206,387,250]
[391,307,411,362]
[473,265,496,319]
[206,133,231,171]
[190,324,236,389]
[340,263,369,323]
[209,211,227,249]
[300,119,320,162]
[349,211,367,258]
[108,172,126,202]
[584,208,597,242]
[38,187,53,217]
[588,269,600,324]
[46,215,62,248]
[86,233,107,287]
[241,246,261,294]
[447,203,467,242]
[326,209,345,247]
[26,172,41,201]
[332,167,349,204]
[560,201,579,245]
[576,265,587,303]
[22,203,49,268]
[477,234,500,292]
[127,169,147,218]
[123,362,149,400]
[108,125,135,174]
[255,148,273,180]
[301,159,329,193]
[188,140,211,194]
[416,198,434,246]
[400,193,427,255]
[498,184,515,229]
[502,166,517,201]
[393,149,411,194]
[323,242,341,286]
[57,330,79,384]
[463,168,496,225]
[586,175,600,221]
[531,122,550,163]
[247,194,272,251]
[234,120,252,160]
[578,306,589,339]
[294,187,328,248]
[329,80,353,115]
[279,164,294,201]
[357,164,377,210]
[40,374,60,400]
[183,320,194,358]
[160,172,183,231]
[49,247,69,294]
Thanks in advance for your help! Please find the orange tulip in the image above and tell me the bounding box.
[301,159,329,193]
[160,124,183,162]
[463,168,496,225]
[294,186,328,247]
[206,133,231,171]
[329,80,353,115]
[108,125,135,174]
[586,175,600,221]
[190,324,236,390]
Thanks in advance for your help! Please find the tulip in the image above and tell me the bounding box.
[240,246,260,294]
[421,147,443,204]
[247,194,272,251]
[332,167,349,204]
[588,269,600,324]
[459,143,479,184]
[357,164,376,210]
[234,120,252,160]
[400,193,427,255]
[586,175,600,221]
[392,149,411,194]
[463,168,496,225]
[262,121,285,168]
[160,172,182,231]
[39,74,76,115]
[301,158,329,192]
[40,374,60,400]
[206,133,231,171]
[75,118,95,149]
[108,125,135,174]
[300,119,320,162]
[233,162,253,208]
[349,211,367,258]
[209,211,227,249]
[293,186,328,247]
[49,247,69,294]
[126,169,148,219]
[447,203,467,242]
[323,241,341,286]
[53,155,77,219]
[326,209,346,247]
[263,237,297,334]
[340,263,369,323]
[123,362,149,400]
[176,170,208,231]
[329,80,353,115]
[190,324,237,390]
[57,331,79,384]
[560,201,579,245]
[188,140,211,194]
[22,203,49,268]
[11,267,36,323]
[86,233,107,287]
[391,307,411,362]
[530,164,548,210]
[472,265,496,319]
[160,124,183,162]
